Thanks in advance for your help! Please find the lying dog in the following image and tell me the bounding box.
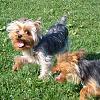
[52,50,100,100]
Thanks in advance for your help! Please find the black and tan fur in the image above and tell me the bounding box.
[52,50,100,100]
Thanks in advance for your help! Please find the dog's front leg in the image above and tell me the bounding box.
[13,56,29,71]
[38,63,52,79]
[38,52,52,79]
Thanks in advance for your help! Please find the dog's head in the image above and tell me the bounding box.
[6,18,41,51]
[52,50,85,76]
[52,50,85,83]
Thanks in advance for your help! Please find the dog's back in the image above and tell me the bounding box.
[34,16,69,55]
[78,59,100,86]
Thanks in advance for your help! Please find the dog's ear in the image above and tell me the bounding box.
[75,49,86,59]
[33,20,41,32]
[35,17,42,25]
[34,19,41,26]
[56,52,68,63]
[56,53,62,60]
[34,20,41,26]
[56,54,61,63]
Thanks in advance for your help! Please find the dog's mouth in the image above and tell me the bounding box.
[17,39,32,48]
[17,40,25,48]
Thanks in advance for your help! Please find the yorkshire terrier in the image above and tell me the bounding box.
[52,50,84,83]
[6,16,69,79]
[52,50,100,100]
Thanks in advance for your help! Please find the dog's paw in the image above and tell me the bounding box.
[12,65,18,71]
[38,74,49,80]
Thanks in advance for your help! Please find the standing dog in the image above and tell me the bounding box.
[6,16,69,79]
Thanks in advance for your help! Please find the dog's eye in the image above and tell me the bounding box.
[16,30,19,33]
[25,30,31,35]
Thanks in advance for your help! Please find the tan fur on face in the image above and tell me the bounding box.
[52,62,78,82]
[7,19,41,51]
[10,32,34,50]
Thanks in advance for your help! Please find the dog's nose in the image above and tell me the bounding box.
[18,34,22,38]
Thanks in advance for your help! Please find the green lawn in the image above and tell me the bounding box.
[0,0,100,100]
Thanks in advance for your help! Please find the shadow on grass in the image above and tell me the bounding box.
[86,52,100,60]
[94,97,100,100]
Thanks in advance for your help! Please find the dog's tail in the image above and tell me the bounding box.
[58,16,67,25]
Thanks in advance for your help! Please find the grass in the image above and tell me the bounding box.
[0,0,100,99]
